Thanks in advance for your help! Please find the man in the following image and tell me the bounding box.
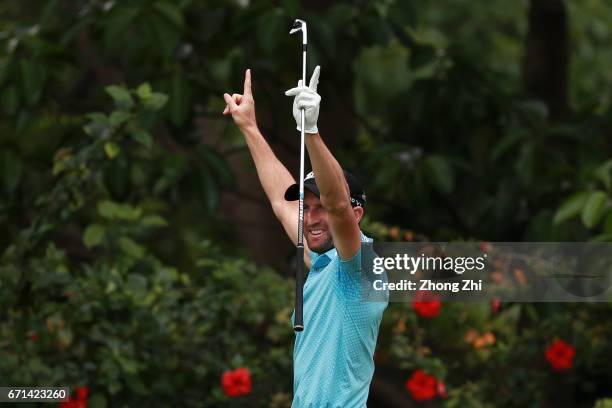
[223,67,387,407]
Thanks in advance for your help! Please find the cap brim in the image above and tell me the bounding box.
[284,183,320,201]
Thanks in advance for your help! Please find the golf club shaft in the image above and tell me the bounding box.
[294,112,305,332]
[294,21,307,332]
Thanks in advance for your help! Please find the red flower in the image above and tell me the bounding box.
[59,385,88,408]
[491,298,501,314]
[412,291,441,318]
[406,369,437,401]
[75,386,89,401]
[437,380,448,399]
[545,339,575,371]
[221,367,252,397]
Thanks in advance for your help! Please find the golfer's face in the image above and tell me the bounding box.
[304,191,334,253]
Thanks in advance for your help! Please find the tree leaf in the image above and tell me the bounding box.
[110,111,130,127]
[129,128,153,149]
[115,204,141,221]
[118,237,145,259]
[594,159,612,191]
[141,215,168,227]
[97,201,140,221]
[83,121,110,139]
[98,201,119,219]
[105,85,134,110]
[136,83,152,100]
[86,112,109,124]
[142,93,168,111]
[83,224,106,248]
[104,142,120,159]
[581,191,608,229]
[553,192,588,225]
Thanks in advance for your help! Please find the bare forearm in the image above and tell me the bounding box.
[305,132,349,209]
[223,69,308,258]
[241,125,309,260]
[241,125,295,206]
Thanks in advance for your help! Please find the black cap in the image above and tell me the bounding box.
[284,169,367,208]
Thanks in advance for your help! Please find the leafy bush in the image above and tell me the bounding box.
[0,84,293,407]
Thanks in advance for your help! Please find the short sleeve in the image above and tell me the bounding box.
[339,249,361,271]
[336,233,373,300]
[336,249,362,300]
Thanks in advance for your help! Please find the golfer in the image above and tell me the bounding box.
[223,67,387,407]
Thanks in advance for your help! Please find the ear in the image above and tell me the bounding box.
[353,206,364,223]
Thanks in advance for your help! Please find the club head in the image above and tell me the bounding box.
[289,19,305,35]
[289,19,307,44]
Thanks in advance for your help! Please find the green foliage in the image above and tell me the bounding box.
[385,300,612,407]
[553,159,612,239]
[594,399,612,408]
[0,83,292,406]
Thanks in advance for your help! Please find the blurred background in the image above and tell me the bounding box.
[1,0,611,406]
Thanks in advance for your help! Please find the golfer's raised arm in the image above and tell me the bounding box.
[306,134,361,260]
[285,66,361,260]
[223,69,311,267]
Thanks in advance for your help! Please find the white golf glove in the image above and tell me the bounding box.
[285,65,321,134]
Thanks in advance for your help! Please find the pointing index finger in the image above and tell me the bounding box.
[243,69,252,96]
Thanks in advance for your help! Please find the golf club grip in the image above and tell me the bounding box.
[294,245,305,331]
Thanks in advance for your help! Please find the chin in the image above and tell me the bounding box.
[307,235,334,254]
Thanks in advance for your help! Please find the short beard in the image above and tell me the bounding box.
[308,235,334,254]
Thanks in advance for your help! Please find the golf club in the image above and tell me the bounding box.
[289,18,307,332]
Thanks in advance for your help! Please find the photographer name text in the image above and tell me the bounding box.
[373,279,484,292]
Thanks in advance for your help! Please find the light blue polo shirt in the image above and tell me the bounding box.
[291,232,388,408]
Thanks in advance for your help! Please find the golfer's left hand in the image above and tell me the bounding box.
[223,69,257,131]
[285,65,321,134]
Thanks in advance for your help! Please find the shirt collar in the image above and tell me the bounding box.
[311,246,336,270]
